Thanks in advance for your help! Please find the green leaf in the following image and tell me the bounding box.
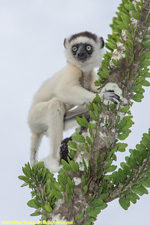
[83,185,88,196]
[86,103,93,111]
[106,165,117,173]
[125,45,130,55]
[117,21,128,30]
[21,183,28,187]
[112,172,120,185]
[127,193,139,204]
[121,12,130,24]
[37,161,44,169]
[141,135,150,149]
[76,115,88,127]
[94,94,102,104]
[72,133,85,143]
[44,205,52,213]
[77,144,83,151]
[145,73,150,77]
[68,140,77,149]
[66,183,72,196]
[120,106,130,113]
[90,198,103,207]
[69,149,76,159]
[116,143,128,152]
[88,123,97,129]
[118,132,130,140]
[69,160,79,173]
[118,168,127,183]
[93,103,99,112]
[84,143,90,153]
[140,60,150,67]
[90,111,98,121]
[140,178,150,188]
[106,42,117,50]
[94,80,101,86]
[142,51,150,59]
[131,11,140,20]
[30,209,41,216]
[99,202,108,210]
[125,156,137,169]
[99,68,109,79]
[52,189,63,199]
[144,35,150,41]
[120,163,131,175]
[76,211,84,221]
[135,76,145,83]
[132,184,148,196]
[67,177,75,188]
[130,52,134,63]
[105,159,113,170]
[132,94,143,102]
[136,144,147,158]
[132,84,142,93]
[124,3,134,11]
[22,166,32,177]
[99,193,109,200]
[54,182,65,192]
[143,41,150,49]
[61,159,71,170]
[126,31,133,40]
[18,175,29,182]
[116,118,127,131]
[141,80,150,87]
[112,59,120,67]
[81,175,86,189]
[83,222,91,225]
[87,207,101,218]
[86,136,92,145]
[27,199,40,209]
[119,197,130,210]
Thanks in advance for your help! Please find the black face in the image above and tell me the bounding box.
[72,43,93,62]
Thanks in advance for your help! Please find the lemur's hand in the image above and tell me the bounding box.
[100,90,120,104]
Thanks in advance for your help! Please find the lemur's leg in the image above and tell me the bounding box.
[28,97,65,172]
[30,133,43,165]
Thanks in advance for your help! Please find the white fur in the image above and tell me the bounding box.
[28,32,115,173]
[65,36,105,73]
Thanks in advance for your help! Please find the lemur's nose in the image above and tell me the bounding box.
[78,52,85,57]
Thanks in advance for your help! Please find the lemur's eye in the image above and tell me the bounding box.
[72,46,78,52]
[86,45,92,51]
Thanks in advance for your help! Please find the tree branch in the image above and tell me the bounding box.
[19,0,150,224]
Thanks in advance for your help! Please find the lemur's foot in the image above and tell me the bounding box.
[42,155,62,173]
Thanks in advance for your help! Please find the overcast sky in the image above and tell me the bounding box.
[0,0,150,224]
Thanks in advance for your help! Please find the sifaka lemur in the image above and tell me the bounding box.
[28,31,119,173]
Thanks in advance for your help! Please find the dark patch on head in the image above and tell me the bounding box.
[71,43,93,62]
[68,31,98,43]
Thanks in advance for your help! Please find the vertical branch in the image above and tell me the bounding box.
[19,0,150,224]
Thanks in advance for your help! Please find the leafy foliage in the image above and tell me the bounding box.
[19,0,150,224]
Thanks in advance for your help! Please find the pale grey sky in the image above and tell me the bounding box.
[0,0,150,224]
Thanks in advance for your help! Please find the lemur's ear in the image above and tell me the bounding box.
[64,38,67,48]
[99,37,104,48]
